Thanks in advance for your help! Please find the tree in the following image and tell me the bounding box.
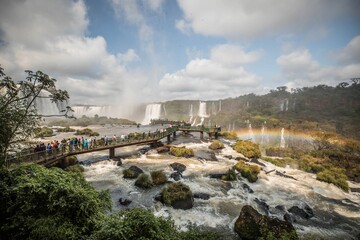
[0,65,72,167]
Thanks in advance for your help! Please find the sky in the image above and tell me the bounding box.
[0,0,359,115]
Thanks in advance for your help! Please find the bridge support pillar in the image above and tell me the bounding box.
[200,131,204,140]
[167,135,171,142]
[208,133,212,139]
[215,132,218,139]
[173,131,176,138]
[109,148,115,159]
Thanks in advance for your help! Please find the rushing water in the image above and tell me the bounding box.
[79,132,360,239]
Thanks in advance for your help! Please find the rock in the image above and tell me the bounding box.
[170,171,182,181]
[288,203,314,219]
[224,155,233,159]
[150,170,167,185]
[116,160,122,166]
[119,198,132,206]
[161,182,194,210]
[242,183,254,193]
[208,173,225,179]
[254,198,270,215]
[250,158,266,167]
[284,213,295,223]
[135,173,153,189]
[275,205,286,212]
[265,169,276,174]
[123,165,144,179]
[350,187,360,193]
[275,170,297,181]
[170,162,186,173]
[156,146,170,153]
[154,193,163,202]
[234,205,298,240]
[195,149,218,161]
[193,192,211,200]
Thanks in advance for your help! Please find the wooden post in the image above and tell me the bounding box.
[167,135,171,142]
[109,148,115,159]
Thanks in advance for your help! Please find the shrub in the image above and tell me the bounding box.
[316,168,349,192]
[75,128,99,136]
[66,164,84,173]
[161,182,192,206]
[208,140,225,150]
[234,160,261,183]
[90,208,177,240]
[232,140,261,159]
[0,164,111,240]
[34,127,53,138]
[169,146,194,158]
[221,168,237,181]
[123,169,137,179]
[151,170,168,185]
[135,173,153,189]
[57,126,75,132]
[219,131,238,140]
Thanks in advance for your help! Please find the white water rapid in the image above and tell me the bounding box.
[81,136,360,239]
[72,105,111,117]
[142,104,161,125]
[189,104,194,123]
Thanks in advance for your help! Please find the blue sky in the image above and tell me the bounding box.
[0,0,359,116]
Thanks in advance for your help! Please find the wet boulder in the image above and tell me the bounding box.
[242,183,254,193]
[284,213,296,223]
[123,165,144,179]
[254,198,270,215]
[156,146,170,153]
[119,198,132,206]
[161,182,194,210]
[249,157,266,167]
[170,162,186,173]
[193,192,211,200]
[170,171,182,181]
[150,170,167,185]
[234,205,298,240]
[208,173,226,179]
[288,203,314,219]
[135,173,153,189]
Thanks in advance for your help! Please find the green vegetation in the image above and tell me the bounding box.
[34,127,53,138]
[221,168,237,181]
[135,173,153,189]
[48,115,136,127]
[161,182,193,206]
[219,131,238,140]
[316,168,349,192]
[75,128,100,136]
[0,66,70,167]
[234,160,261,183]
[151,170,168,185]
[57,126,76,132]
[123,169,138,179]
[232,140,261,159]
[208,140,225,150]
[0,164,111,240]
[169,146,194,158]
[66,164,84,173]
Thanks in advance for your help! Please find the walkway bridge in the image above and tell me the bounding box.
[8,124,221,167]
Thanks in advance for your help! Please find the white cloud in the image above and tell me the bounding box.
[277,46,360,89]
[333,35,360,65]
[146,0,164,11]
[159,45,262,100]
[0,0,152,117]
[117,49,140,63]
[176,0,359,39]
[210,44,263,66]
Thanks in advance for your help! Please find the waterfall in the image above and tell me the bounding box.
[141,103,161,125]
[34,89,66,116]
[248,123,255,142]
[163,105,167,116]
[189,104,194,123]
[191,117,197,126]
[219,100,221,112]
[72,105,110,117]
[280,128,286,148]
[198,101,208,118]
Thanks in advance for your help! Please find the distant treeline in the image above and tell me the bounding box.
[48,115,137,127]
[162,80,360,139]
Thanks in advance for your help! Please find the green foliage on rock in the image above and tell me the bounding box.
[221,168,237,181]
[234,160,261,183]
[0,163,111,240]
[208,140,225,150]
[170,146,194,158]
[34,127,53,138]
[57,126,76,132]
[66,164,84,173]
[219,131,238,140]
[135,173,153,189]
[316,168,349,192]
[232,140,261,159]
[151,170,168,185]
[75,128,100,136]
[123,169,137,179]
[161,182,193,206]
